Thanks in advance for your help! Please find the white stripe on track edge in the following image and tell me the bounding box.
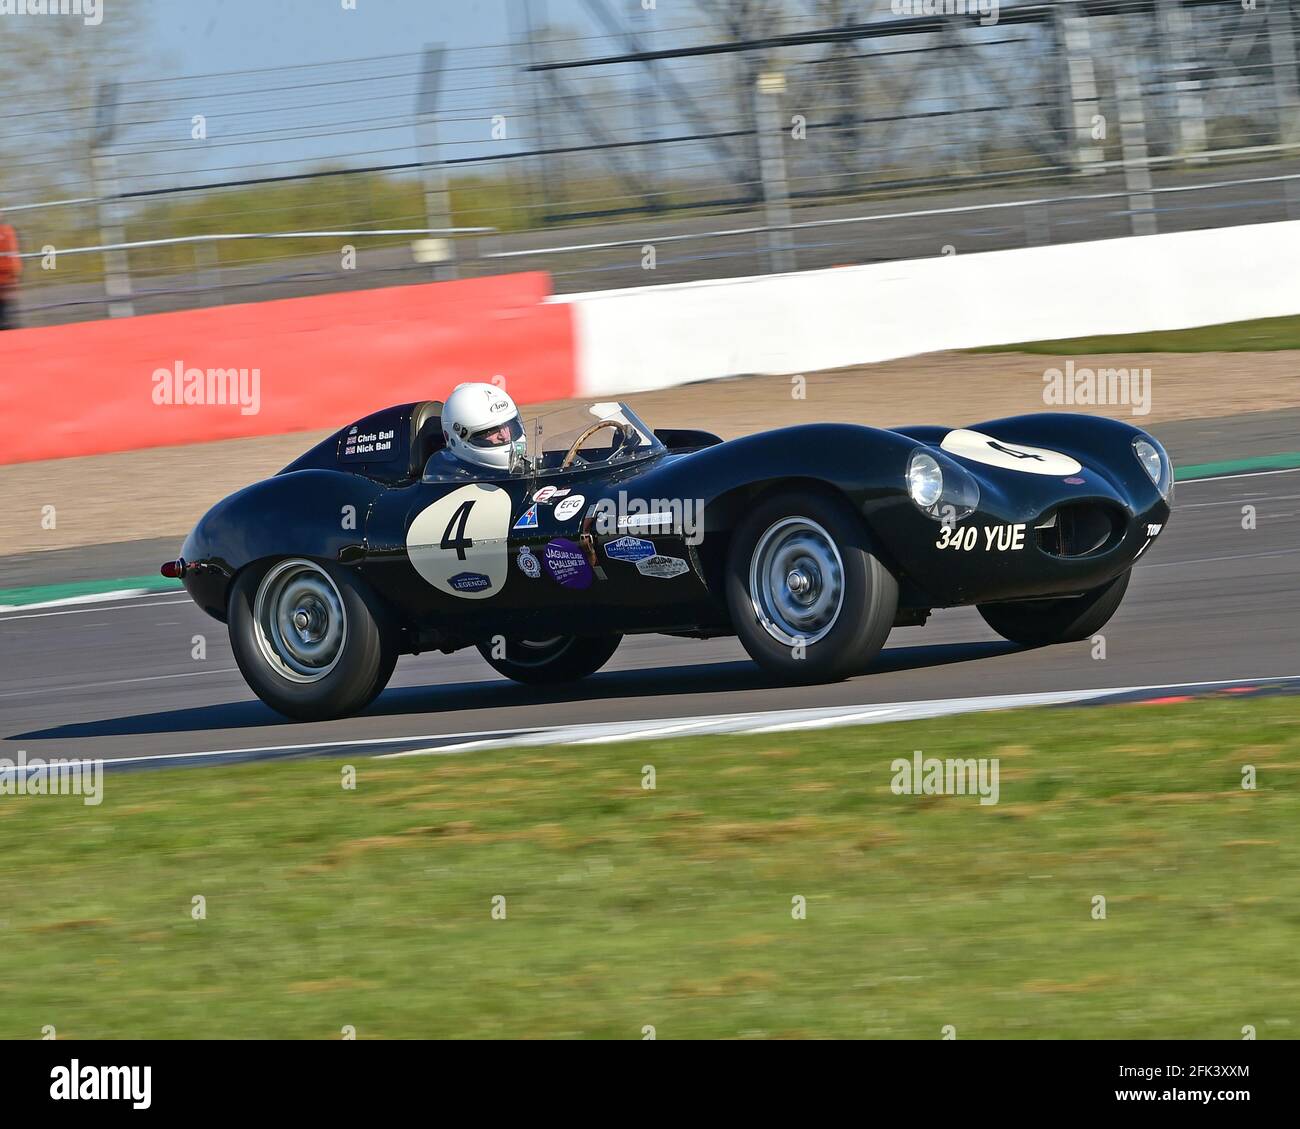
[20,672,1294,773]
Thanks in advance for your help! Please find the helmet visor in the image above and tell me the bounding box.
[467,416,524,449]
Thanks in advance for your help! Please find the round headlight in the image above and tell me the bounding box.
[908,451,944,509]
[1133,437,1163,486]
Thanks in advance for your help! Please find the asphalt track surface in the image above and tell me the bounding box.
[2,411,1297,768]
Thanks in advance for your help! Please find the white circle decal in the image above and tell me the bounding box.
[406,483,512,599]
[554,493,585,521]
[940,429,1082,476]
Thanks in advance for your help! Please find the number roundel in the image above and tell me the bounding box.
[407,484,512,599]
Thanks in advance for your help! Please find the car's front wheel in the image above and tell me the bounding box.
[725,490,898,682]
[477,634,622,685]
[977,567,1131,647]
[228,558,397,721]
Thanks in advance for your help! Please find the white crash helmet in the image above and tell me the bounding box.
[441,382,526,472]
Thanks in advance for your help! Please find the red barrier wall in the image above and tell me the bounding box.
[0,272,576,465]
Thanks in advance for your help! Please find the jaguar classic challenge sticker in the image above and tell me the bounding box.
[542,539,594,589]
[935,523,1026,551]
[516,546,541,578]
[406,483,511,599]
[940,429,1082,476]
[554,494,586,522]
[603,535,656,563]
[513,503,539,530]
[636,554,690,579]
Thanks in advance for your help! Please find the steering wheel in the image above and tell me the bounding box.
[560,419,637,470]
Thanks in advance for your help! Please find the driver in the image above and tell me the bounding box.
[441,382,527,473]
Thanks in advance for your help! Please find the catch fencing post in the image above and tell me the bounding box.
[91,82,135,318]
[1115,48,1157,238]
[756,69,795,275]
[416,45,458,280]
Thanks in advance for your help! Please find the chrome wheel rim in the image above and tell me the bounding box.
[253,559,347,683]
[749,517,845,647]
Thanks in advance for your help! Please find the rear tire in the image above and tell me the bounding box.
[977,568,1131,647]
[725,490,897,683]
[228,558,397,721]
[477,634,622,685]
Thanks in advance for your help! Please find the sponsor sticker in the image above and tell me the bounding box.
[1064,476,1086,485]
[516,546,541,578]
[532,486,571,504]
[636,554,689,579]
[603,535,656,563]
[448,571,492,593]
[542,538,594,590]
[554,494,586,522]
[513,503,539,530]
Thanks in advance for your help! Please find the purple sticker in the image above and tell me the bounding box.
[542,538,593,590]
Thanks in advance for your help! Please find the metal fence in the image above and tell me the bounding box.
[4,0,1300,327]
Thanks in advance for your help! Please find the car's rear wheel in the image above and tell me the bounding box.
[229,558,397,721]
[477,634,622,685]
[977,567,1131,647]
[725,490,898,682]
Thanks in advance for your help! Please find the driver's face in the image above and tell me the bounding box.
[477,423,513,447]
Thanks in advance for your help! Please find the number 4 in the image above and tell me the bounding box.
[440,500,475,560]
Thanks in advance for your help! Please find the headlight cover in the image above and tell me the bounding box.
[907,451,944,509]
[907,448,980,522]
[1133,436,1173,499]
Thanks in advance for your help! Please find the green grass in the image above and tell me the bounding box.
[2,697,1297,1039]
[970,313,1300,354]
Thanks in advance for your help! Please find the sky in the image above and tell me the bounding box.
[144,0,617,77]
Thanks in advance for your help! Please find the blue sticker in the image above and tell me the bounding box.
[448,571,492,593]
[513,504,538,530]
[542,539,594,590]
[603,535,656,562]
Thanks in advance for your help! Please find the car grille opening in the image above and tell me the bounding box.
[1034,502,1125,558]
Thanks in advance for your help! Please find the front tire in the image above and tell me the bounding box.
[477,634,622,685]
[725,490,898,683]
[229,558,397,721]
[977,568,1131,647]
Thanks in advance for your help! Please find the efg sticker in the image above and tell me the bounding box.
[554,494,585,522]
[517,545,541,578]
[542,538,593,590]
[449,571,492,593]
[603,535,656,563]
[636,554,689,579]
[513,503,539,530]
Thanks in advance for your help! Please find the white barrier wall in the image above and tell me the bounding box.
[559,219,1300,396]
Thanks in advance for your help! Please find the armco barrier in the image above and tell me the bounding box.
[0,272,576,465]
[560,219,1300,396]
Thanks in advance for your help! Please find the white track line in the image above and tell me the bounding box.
[11,673,1293,773]
[1178,467,1300,485]
[0,666,241,700]
[381,674,1300,761]
[0,598,190,622]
